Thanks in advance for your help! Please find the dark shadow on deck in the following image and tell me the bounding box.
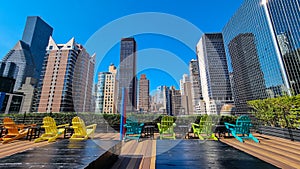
[0,139,121,169]
[156,140,278,169]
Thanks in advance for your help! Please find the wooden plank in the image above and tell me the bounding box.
[139,140,152,169]
[221,138,298,169]
[0,141,49,158]
[150,140,156,169]
[126,141,144,169]
[246,140,300,164]
[255,134,300,147]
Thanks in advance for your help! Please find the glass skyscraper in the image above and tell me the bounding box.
[197,33,233,115]
[265,0,300,94]
[22,16,53,80]
[118,38,137,112]
[1,16,53,91]
[223,0,300,114]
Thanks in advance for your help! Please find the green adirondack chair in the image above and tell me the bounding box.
[191,115,218,140]
[157,116,176,140]
[225,115,259,143]
[124,117,144,141]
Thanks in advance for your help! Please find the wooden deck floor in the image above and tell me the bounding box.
[1,133,300,169]
[0,139,50,159]
[220,133,300,169]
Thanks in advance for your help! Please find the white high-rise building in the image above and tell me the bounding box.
[95,64,118,114]
[196,33,234,115]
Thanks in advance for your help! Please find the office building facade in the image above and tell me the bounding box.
[95,64,118,114]
[1,16,53,91]
[38,37,94,113]
[223,0,300,114]
[138,74,150,112]
[189,59,204,114]
[180,74,193,115]
[22,16,53,80]
[197,33,234,115]
[1,41,35,91]
[118,38,137,112]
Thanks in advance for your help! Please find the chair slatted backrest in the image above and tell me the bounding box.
[202,115,214,135]
[3,117,19,135]
[161,116,175,133]
[72,117,88,136]
[235,116,252,135]
[43,117,58,135]
[126,117,142,134]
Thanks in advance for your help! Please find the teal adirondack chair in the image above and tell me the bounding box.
[124,117,144,141]
[225,115,259,143]
[157,116,176,140]
[191,115,218,140]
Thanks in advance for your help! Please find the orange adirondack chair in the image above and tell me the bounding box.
[1,117,33,144]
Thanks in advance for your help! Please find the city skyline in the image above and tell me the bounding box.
[0,1,244,91]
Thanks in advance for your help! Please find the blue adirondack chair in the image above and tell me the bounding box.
[225,115,259,143]
[124,117,144,141]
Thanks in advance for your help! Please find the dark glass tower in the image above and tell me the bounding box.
[22,16,53,80]
[228,33,267,114]
[118,38,137,112]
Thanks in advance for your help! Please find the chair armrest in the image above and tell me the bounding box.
[86,124,97,129]
[191,123,199,127]
[57,124,69,128]
[140,123,144,127]
[224,122,235,129]
[157,123,161,132]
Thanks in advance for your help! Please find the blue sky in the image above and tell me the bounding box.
[0,0,243,92]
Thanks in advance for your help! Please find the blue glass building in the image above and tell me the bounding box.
[1,16,53,91]
[223,0,300,114]
[265,0,300,94]
[22,16,53,80]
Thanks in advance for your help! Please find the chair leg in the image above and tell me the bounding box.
[198,134,205,140]
[211,134,218,141]
[249,133,260,143]
[232,132,244,143]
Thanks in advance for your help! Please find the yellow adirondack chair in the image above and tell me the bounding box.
[34,116,69,143]
[69,116,97,141]
[1,117,33,144]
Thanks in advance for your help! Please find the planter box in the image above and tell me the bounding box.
[258,125,300,141]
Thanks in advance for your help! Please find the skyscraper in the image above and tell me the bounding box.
[118,38,137,112]
[179,74,189,95]
[38,37,94,113]
[170,86,182,116]
[138,74,150,112]
[189,59,204,114]
[22,16,53,80]
[1,16,53,91]
[180,74,193,115]
[95,64,118,114]
[1,41,35,91]
[223,0,300,114]
[197,33,233,115]
[265,0,300,95]
[228,33,267,114]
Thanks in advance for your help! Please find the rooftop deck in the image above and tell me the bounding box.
[0,133,300,169]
